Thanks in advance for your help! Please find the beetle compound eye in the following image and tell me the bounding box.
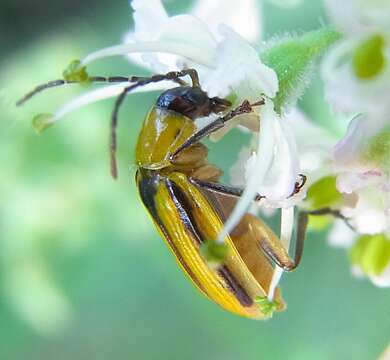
[210,97,232,113]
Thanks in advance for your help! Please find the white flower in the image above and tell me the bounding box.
[230,107,337,211]
[322,0,390,117]
[334,115,389,177]
[202,25,278,102]
[190,0,262,43]
[321,0,390,287]
[324,0,390,37]
[50,0,277,125]
[228,100,301,212]
[283,108,335,182]
[333,114,390,234]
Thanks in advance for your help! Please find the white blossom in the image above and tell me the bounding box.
[321,0,390,287]
[227,100,301,213]
[53,0,278,124]
[333,115,390,233]
[230,107,336,210]
[322,0,390,117]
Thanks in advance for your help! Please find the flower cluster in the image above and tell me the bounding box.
[21,0,389,308]
[321,0,390,286]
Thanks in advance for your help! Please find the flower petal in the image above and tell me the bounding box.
[131,0,168,39]
[333,114,389,175]
[118,0,218,72]
[324,0,390,36]
[229,146,254,188]
[190,0,262,42]
[284,108,335,176]
[219,99,299,240]
[52,81,171,123]
[203,25,278,101]
[218,101,276,241]
[251,105,300,208]
[322,39,390,116]
[81,39,215,70]
[267,207,295,301]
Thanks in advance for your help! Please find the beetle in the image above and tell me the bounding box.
[17,67,308,319]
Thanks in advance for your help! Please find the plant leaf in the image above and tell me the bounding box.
[261,28,341,113]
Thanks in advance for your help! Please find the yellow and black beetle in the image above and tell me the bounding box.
[17,67,308,319]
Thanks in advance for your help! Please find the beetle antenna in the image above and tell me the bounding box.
[16,76,139,106]
[16,76,135,107]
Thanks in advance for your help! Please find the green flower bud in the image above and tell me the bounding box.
[32,113,54,134]
[255,296,280,317]
[63,59,90,83]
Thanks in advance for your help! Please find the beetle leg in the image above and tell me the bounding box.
[192,176,309,272]
[190,175,307,201]
[190,178,265,201]
[250,211,308,272]
[307,207,355,231]
[170,99,265,160]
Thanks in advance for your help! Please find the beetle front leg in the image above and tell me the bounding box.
[190,178,265,201]
[170,99,265,160]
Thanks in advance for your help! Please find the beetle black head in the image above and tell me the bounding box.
[156,86,231,119]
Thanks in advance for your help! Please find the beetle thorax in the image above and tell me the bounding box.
[135,106,222,181]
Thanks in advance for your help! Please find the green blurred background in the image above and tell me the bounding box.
[1,0,389,359]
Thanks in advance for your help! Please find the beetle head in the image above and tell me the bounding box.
[156,86,231,119]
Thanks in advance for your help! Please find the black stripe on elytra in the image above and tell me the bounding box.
[218,266,253,307]
[169,178,254,308]
[167,181,205,245]
[136,170,161,220]
[165,180,203,245]
[137,171,207,293]
[138,171,253,308]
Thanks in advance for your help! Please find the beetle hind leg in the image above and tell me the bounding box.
[246,211,308,272]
